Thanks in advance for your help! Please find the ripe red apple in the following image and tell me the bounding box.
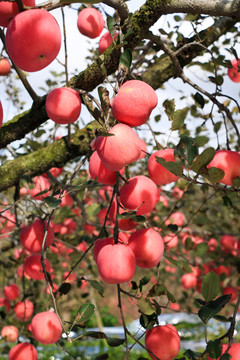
[89,151,124,185]
[0,0,35,27]
[220,234,237,253]
[111,80,158,127]
[20,218,54,253]
[108,198,138,230]
[181,273,197,289]
[6,9,61,72]
[164,233,179,248]
[119,175,159,215]
[145,324,181,360]
[165,212,186,227]
[77,8,105,39]
[24,254,51,280]
[148,149,180,185]
[93,237,114,262]
[0,57,11,75]
[207,150,240,185]
[46,87,81,124]
[208,343,240,360]
[3,283,20,300]
[14,299,34,321]
[128,228,164,268]
[1,325,19,342]
[96,243,136,284]
[0,101,3,128]
[30,176,51,200]
[95,123,142,171]
[223,286,238,302]
[0,297,10,313]
[99,31,118,54]
[9,342,38,360]
[31,310,62,344]
[227,58,240,82]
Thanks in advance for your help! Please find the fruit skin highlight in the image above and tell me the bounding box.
[6,9,61,72]
[31,311,62,344]
[111,80,158,127]
[145,324,181,360]
[77,8,104,39]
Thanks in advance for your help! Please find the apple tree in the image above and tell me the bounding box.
[0,0,240,359]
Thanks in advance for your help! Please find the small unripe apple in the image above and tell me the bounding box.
[77,8,105,39]
[1,325,19,342]
[145,324,180,360]
[20,218,54,253]
[14,299,34,321]
[3,283,20,300]
[207,343,240,360]
[6,9,61,72]
[207,150,240,185]
[0,0,35,28]
[46,87,81,124]
[119,175,159,215]
[24,254,51,280]
[31,310,62,344]
[9,342,38,360]
[227,58,240,82]
[99,31,118,54]
[89,151,124,185]
[95,123,142,171]
[148,149,179,185]
[0,58,11,75]
[111,80,158,127]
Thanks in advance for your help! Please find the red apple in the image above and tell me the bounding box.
[145,324,180,360]
[31,310,62,344]
[6,9,61,72]
[0,57,11,75]
[165,212,185,227]
[95,123,142,171]
[227,58,240,82]
[77,8,105,39]
[1,325,19,342]
[181,273,197,289]
[24,254,51,280]
[9,342,38,360]
[164,233,179,248]
[20,218,54,253]
[207,150,240,185]
[148,149,180,185]
[208,343,240,360]
[46,87,81,124]
[89,151,124,185]
[0,101,3,128]
[119,175,159,215]
[111,80,158,127]
[99,31,118,54]
[223,286,238,302]
[0,0,35,27]
[93,237,114,262]
[96,243,136,284]
[30,176,51,200]
[3,283,20,300]
[0,297,10,313]
[220,234,237,253]
[14,299,34,321]
[108,198,138,230]
[128,228,164,268]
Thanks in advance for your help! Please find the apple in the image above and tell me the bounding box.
[14,299,34,321]
[96,243,136,284]
[93,237,114,262]
[95,123,142,171]
[31,310,62,344]
[0,101,3,128]
[181,273,197,289]
[208,343,240,360]
[108,198,138,230]
[30,176,51,200]
[164,233,179,248]
[3,283,20,300]
[77,8,105,39]
[0,0,35,28]
[207,150,240,185]
[227,58,240,82]
[220,234,237,253]
[148,149,180,185]
[89,151,125,185]
[119,175,159,215]
[20,218,54,253]
[238,238,240,257]
[1,325,19,342]
[213,265,231,277]
[128,228,164,268]
[0,58,11,76]
[165,212,186,227]
[223,286,238,302]
[145,324,181,360]
[6,9,61,72]
[99,31,118,54]
[9,342,38,360]
[0,297,10,313]
[46,87,81,124]
[111,80,158,127]
[24,254,52,280]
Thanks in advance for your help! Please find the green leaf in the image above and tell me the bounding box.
[209,75,224,86]
[33,187,51,198]
[44,196,61,208]
[220,354,231,360]
[175,135,198,166]
[138,297,155,315]
[198,294,232,324]
[192,147,215,173]
[106,338,125,347]
[155,157,183,177]
[139,313,157,329]
[171,107,188,131]
[95,354,109,360]
[147,284,167,298]
[119,49,132,70]
[88,280,104,297]
[163,99,175,121]
[214,121,222,133]
[77,303,95,324]
[167,290,176,303]
[154,114,161,122]
[194,242,208,256]
[58,282,72,295]
[84,331,107,339]
[207,167,225,184]
[194,92,205,108]
[184,349,202,359]
[195,135,209,147]
[201,272,220,302]
[107,16,116,38]
[222,196,232,207]
[232,177,240,187]
[206,340,222,359]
